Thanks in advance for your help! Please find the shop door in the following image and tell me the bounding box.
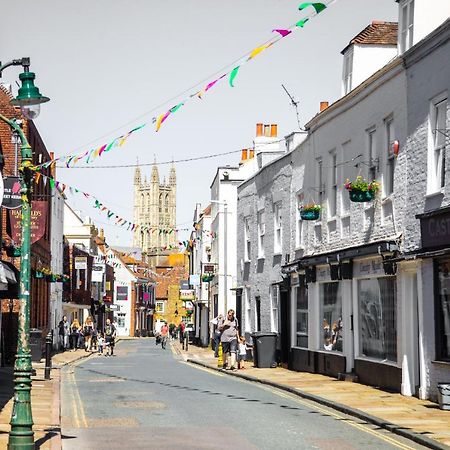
[236,291,242,332]
[279,287,290,366]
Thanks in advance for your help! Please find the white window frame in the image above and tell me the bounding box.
[257,210,265,258]
[244,287,251,332]
[273,203,282,254]
[296,194,304,248]
[385,117,395,196]
[329,151,337,218]
[155,301,165,313]
[399,0,414,54]
[244,217,251,262]
[367,127,377,182]
[317,158,324,206]
[428,94,448,194]
[342,48,353,95]
[270,284,280,333]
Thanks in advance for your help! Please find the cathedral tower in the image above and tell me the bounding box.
[133,162,177,265]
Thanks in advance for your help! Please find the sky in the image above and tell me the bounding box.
[0,0,397,247]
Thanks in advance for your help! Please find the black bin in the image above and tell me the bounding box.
[251,332,277,368]
[29,328,43,362]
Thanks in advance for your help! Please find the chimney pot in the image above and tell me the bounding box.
[241,149,248,161]
[270,124,278,137]
[264,125,270,137]
[256,123,263,137]
[320,101,329,112]
[249,149,255,159]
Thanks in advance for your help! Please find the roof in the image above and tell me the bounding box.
[341,21,398,54]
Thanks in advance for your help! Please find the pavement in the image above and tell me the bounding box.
[0,347,97,449]
[173,341,450,450]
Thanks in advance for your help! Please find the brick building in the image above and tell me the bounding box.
[0,86,52,364]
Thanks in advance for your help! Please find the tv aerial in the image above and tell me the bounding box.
[281,84,306,132]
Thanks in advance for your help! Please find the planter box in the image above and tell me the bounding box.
[349,190,375,203]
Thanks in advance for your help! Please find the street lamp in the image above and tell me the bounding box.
[0,57,50,450]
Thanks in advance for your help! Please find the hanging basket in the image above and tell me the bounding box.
[349,190,375,203]
[300,210,320,221]
[35,271,44,279]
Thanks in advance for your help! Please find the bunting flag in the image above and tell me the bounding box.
[229,66,241,87]
[273,29,292,37]
[298,2,327,13]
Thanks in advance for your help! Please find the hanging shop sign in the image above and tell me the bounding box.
[92,264,104,282]
[2,177,21,209]
[7,201,47,244]
[180,289,195,301]
[116,286,128,301]
[74,256,88,270]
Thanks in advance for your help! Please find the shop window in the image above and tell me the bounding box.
[435,259,450,361]
[358,277,397,362]
[295,285,308,348]
[270,285,279,333]
[320,282,343,352]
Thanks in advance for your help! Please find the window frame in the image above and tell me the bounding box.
[295,284,309,348]
[329,151,338,218]
[385,117,395,196]
[270,284,280,333]
[257,210,265,258]
[273,202,282,254]
[296,193,305,248]
[399,0,414,53]
[342,48,354,95]
[434,259,450,362]
[244,287,251,332]
[155,301,165,313]
[244,217,251,262]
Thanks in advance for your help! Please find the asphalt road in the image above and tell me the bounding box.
[61,339,426,450]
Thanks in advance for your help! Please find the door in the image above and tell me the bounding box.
[279,286,290,365]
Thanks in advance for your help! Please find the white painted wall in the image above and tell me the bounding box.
[411,0,450,47]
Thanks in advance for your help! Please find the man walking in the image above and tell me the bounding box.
[218,309,239,370]
[160,322,169,350]
[58,316,70,351]
[104,318,117,356]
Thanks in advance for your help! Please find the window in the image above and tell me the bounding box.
[274,203,282,254]
[358,277,397,362]
[320,283,343,352]
[155,301,165,313]
[435,259,450,361]
[158,193,163,213]
[329,151,337,217]
[270,285,280,333]
[385,118,395,195]
[317,158,324,206]
[244,218,251,261]
[165,194,169,213]
[244,287,251,332]
[257,210,265,258]
[430,98,447,191]
[367,128,377,182]
[117,314,126,328]
[295,285,308,348]
[342,48,353,95]
[255,296,261,332]
[399,0,414,53]
[296,194,304,248]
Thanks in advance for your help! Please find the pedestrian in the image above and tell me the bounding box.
[58,316,70,351]
[160,322,169,349]
[83,316,94,352]
[210,314,223,357]
[178,322,185,344]
[218,309,239,371]
[104,318,117,356]
[70,318,81,351]
[97,333,105,355]
[238,336,247,370]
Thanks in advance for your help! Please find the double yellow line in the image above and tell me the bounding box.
[66,362,88,428]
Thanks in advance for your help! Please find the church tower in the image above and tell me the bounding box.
[133,161,177,266]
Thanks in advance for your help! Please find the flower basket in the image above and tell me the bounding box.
[345,177,379,203]
[35,271,44,279]
[299,203,321,220]
[202,274,213,282]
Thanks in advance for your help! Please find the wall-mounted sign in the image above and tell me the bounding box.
[116,286,128,301]
[74,256,88,270]
[419,209,450,250]
[180,289,195,300]
[92,264,104,282]
[7,201,47,244]
[108,304,119,311]
[203,264,216,274]
[2,177,21,209]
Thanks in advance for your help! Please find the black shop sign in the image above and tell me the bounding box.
[419,208,450,250]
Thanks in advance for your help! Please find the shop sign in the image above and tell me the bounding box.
[180,289,195,300]
[7,201,47,244]
[74,256,87,270]
[420,210,450,249]
[316,265,330,282]
[116,286,128,301]
[180,280,189,290]
[108,304,119,311]
[203,264,216,274]
[353,258,384,277]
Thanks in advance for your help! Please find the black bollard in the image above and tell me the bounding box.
[44,331,53,379]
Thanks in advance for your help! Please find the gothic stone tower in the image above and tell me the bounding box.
[133,162,177,265]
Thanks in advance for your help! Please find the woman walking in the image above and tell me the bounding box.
[83,316,94,352]
[70,318,81,350]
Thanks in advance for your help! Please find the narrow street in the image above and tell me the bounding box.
[61,340,426,450]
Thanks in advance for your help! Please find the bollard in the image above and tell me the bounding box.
[217,342,223,368]
[44,331,53,380]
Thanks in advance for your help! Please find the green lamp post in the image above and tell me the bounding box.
[0,57,49,450]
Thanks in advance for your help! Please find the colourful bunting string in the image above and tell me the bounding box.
[298,2,327,13]
[273,29,292,37]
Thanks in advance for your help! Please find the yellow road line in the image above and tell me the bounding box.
[260,386,415,450]
[183,361,224,377]
[71,369,88,428]
[68,371,80,428]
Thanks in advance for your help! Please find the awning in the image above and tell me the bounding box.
[0,261,19,299]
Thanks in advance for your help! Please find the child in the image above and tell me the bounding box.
[238,336,247,369]
[97,333,105,355]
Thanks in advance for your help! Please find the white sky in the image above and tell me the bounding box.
[0,0,397,246]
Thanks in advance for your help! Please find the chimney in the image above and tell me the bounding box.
[256,123,263,137]
[320,101,329,112]
[270,124,277,137]
[249,149,255,159]
[264,124,270,137]
[241,149,248,161]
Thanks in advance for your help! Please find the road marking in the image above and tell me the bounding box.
[67,371,80,428]
[183,361,224,377]
[259,386,416,450]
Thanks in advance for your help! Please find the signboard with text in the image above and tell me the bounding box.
[116,286,128,301]
[74,257,88,270]
[180,289,195,301]
[7,200,47,244]
[2,177,21,209]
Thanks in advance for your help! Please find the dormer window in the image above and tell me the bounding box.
[342,48,353,95]
[399,0,414,53]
